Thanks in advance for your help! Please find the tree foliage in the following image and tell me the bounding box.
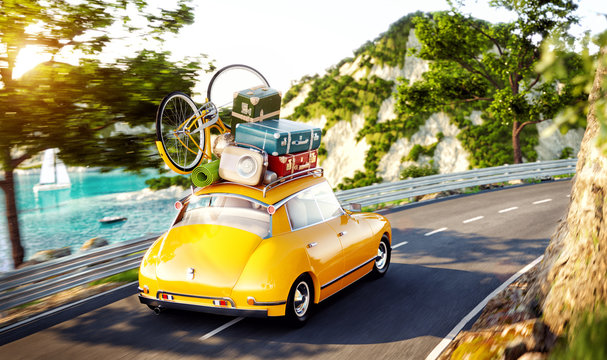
[0,0,206,267]
[396,0,583,165]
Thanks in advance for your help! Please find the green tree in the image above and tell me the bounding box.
[396,0,581,165]
[0,0,204,268]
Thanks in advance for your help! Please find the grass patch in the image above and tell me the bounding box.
[361,199,410,212]
[90,268,139,286]
[550,305,607,359]
[15,299,44,309]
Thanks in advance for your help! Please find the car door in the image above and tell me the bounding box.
[324,213,373,278]
[285,189,345,300]
[308,183,374,278]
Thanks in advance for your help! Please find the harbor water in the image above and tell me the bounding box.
[0,169,184,271]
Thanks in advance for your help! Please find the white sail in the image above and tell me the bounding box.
[39,149,56,185]
[55,158,71,186]
[34,148,71,192]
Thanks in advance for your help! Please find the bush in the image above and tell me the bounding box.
[560,146,574,159]
[400,164,439,179]
[145,175,191,190]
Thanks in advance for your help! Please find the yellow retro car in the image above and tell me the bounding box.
[138,168,392,325]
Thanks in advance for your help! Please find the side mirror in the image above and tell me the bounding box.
[346,203,362,212]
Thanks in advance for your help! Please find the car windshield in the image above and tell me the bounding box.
[174,195,270,238]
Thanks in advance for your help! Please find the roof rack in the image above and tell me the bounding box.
[177,167,324,204]
[262,168,323,198]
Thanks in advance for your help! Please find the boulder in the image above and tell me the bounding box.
[25,247,72,265]
[79,237,109,252]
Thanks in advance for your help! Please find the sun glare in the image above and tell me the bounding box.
[12,46,51,80]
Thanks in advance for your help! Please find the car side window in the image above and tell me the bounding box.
[310,182,343,220]
[286,182,344,230]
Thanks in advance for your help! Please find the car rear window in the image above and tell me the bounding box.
[174,195,270,238]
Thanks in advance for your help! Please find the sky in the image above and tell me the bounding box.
[12,0,607,102]
[166,0,607,100]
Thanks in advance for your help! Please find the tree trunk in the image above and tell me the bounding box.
[525,46,607,334]
[512,121,523,164]
[0,168,24,268]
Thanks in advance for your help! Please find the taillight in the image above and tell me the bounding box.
[160,293,173,301]
[213,300,229,307]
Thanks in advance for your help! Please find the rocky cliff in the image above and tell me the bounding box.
[281,13,584,188]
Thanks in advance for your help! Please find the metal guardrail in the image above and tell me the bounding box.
[0,158,577,315]
[0,234,159,312]
[335,159,577,207]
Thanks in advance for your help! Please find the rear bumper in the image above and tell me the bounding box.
[139,295,268,318]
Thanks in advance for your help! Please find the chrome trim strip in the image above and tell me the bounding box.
[139,295,268,318]
[247,296,287,306]
[321,256,380,290]
[157,291,236,308]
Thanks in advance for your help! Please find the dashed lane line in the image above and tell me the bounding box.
[462,216,484,224]
[425,255,544,360]
[200,317,244,341]
[532,198,552,205]
[392,241,409,250]
[424,227,448,237]
[498,207,518,213]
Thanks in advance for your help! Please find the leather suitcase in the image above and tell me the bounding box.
[232,86,281,123]
[268,150,318,177]
[234,119,321,156]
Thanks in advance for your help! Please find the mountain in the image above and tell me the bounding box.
[280,12,584,189]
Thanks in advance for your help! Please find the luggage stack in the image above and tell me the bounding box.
[209,86,322,187]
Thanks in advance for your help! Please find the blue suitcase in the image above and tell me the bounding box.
[234,119,321,156]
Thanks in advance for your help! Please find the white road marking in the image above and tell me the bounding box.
[532,199,552,205]
[424,227,448,236]
[200,317,244,341]
[425,255,544,360]
[463,216,484,224]
[392,241,409,249]
[498,207,518,213]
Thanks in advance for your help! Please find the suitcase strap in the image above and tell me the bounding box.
[231,109,280,123]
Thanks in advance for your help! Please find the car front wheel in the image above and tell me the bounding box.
[285,274,313,326]
[371,235,391,278]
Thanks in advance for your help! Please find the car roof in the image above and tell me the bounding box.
[191,171,327,206]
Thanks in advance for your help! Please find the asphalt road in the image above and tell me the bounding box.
[0,179,572,359]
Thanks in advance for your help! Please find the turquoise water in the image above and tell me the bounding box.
[0,170,183,271]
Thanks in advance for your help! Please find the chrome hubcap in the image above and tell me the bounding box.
[293,281,310,317]
[376,242,387,271]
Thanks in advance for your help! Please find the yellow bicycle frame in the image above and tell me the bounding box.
[156,103,230,174]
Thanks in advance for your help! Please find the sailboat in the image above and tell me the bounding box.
[33,148,71,192]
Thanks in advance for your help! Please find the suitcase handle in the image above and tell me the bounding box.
[292,139,309,146]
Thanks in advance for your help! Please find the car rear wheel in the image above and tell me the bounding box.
[371,235,390,278]
[285,274,313,326]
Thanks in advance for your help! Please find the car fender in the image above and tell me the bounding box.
[357,212,392,245]
[231,233,313,309]
[139,234,165,296]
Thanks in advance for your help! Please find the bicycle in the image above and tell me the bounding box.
[155,64,270,174]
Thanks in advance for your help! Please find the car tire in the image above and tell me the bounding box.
[371,235,391,279]
[285,274,314,327]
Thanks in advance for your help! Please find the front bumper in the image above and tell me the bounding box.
[139,295,268,318]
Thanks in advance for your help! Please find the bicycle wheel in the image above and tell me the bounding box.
[156,91,204,174]
[206,64,270,130]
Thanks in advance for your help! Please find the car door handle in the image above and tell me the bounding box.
[338,231,347,237]
[307,242,318,248]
